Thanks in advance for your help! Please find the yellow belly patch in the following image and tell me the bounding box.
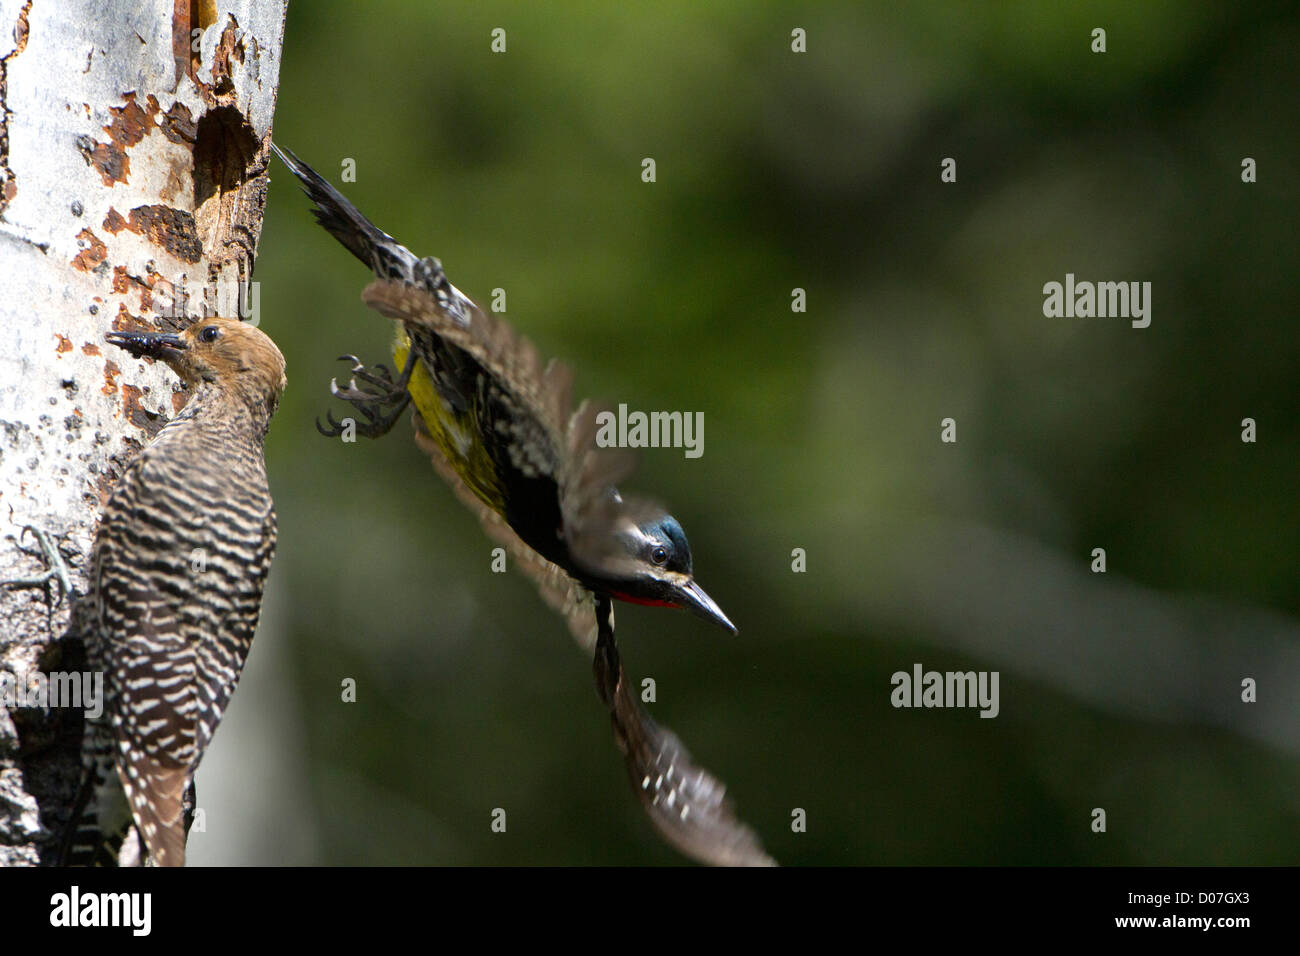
[393,324,507,517]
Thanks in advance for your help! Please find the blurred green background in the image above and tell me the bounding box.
[189,1,1300,865]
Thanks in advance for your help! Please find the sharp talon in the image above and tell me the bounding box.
[351,367,394,390]
[2,524,75,604]
[319,350,413,441]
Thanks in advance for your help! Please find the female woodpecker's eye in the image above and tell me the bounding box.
[198,326,220,343]
[651,546,669,565]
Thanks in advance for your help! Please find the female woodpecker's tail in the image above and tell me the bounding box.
[58,720,132,866]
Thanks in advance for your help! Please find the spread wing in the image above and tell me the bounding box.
[409,413,601,652]
[592,596,775,866]
[365,278,659,579]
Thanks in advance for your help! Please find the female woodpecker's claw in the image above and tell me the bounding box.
[1,525,75,605]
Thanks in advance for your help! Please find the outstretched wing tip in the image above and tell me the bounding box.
[594,601,773,868]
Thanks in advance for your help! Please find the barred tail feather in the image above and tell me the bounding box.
[59,729,133,866]
[121,751,188,867]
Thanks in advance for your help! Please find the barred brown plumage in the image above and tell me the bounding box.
[60,316,286,867]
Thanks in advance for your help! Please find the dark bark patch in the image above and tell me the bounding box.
[77,136,130,187]
[103,207,127,233]
[70,229,107,272]
[102,360,121,396]
[111,265,156,312]
[126,204,203,263]
[207,17,245,101]
[160,101,197,146]
[0,0,33,213]
[120,383,165,436]
[103,93,155,149]
[77,92,163,187]
[172,0,194,88]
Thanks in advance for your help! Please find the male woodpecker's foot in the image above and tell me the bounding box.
[315,352,415,439]
[1,526,74,606]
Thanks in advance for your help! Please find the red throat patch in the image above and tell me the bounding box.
[609,590,679,609]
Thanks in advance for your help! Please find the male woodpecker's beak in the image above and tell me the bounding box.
[675,580,738,635]
[105,330,188,360]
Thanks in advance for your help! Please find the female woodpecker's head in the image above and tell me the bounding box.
[107,317,287,417]
[605,513,737,634]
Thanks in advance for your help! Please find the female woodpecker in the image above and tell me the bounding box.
[61,317,286,866]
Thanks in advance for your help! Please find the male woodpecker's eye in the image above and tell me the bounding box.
[651,546,669,565]
[198,326,220,343]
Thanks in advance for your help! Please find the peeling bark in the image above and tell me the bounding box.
[0,0,286,866]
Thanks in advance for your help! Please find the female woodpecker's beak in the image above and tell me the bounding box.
[675,580,738,635]
[105,330,188,360]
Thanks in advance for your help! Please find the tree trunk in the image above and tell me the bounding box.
[0,0,286,866]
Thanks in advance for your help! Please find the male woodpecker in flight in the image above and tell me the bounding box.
[60,317,287,866]
[273,146,772,865]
